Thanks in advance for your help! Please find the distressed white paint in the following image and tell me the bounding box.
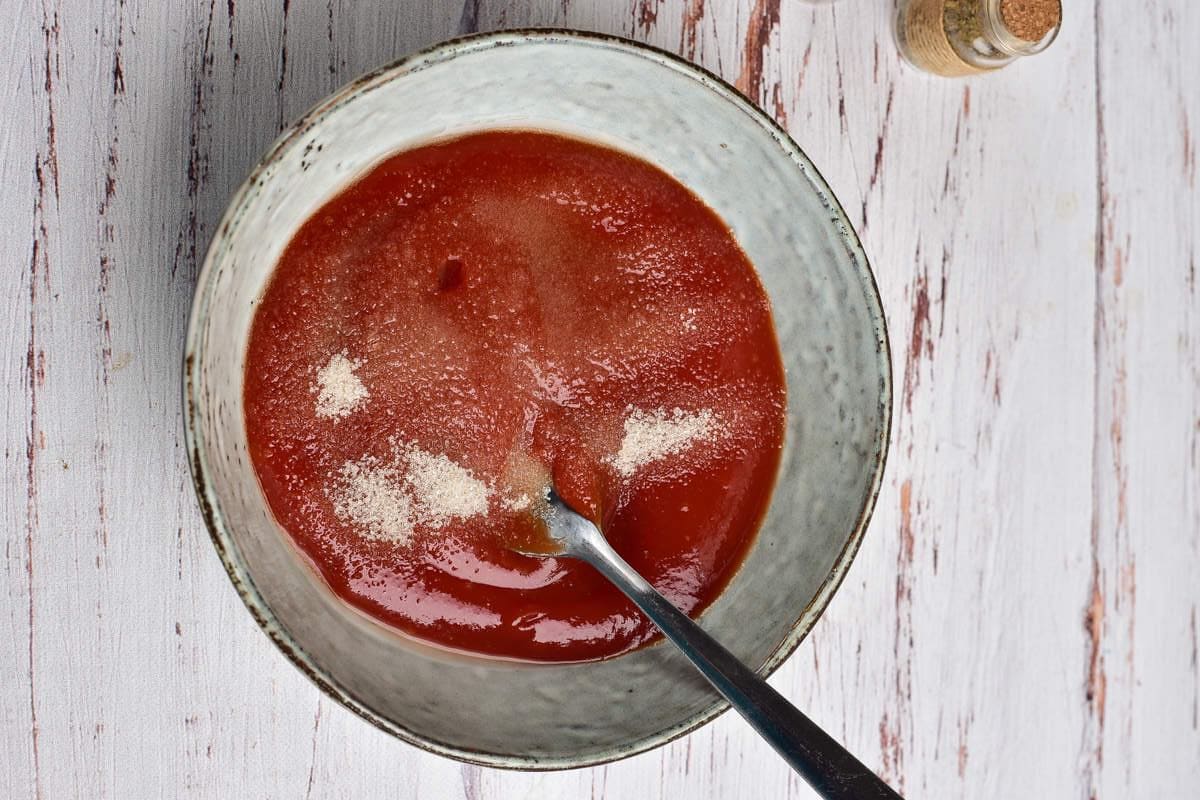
[2,1,1197,798]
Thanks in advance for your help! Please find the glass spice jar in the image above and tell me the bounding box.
[896,0,1062,77]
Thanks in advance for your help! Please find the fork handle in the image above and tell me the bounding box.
[578,537,904,800]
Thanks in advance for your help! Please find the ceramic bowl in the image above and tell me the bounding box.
[184,30,891,769]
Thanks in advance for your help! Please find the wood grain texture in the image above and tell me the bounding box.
[1,1,1196,797]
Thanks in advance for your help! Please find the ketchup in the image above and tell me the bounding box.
[244,131,786,661]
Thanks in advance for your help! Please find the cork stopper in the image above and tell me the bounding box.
[999,0,1061,42]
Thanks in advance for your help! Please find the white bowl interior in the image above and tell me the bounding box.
[186,32,889,768]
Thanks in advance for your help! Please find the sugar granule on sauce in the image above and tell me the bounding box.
[314,351,369,420]
[607,407,719,478]
[500,494,532,512]
[331,443,491,544]
[405,447,490,528]
[332,459,413,543]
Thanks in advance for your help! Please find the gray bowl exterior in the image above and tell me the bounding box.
[184,30,892,770]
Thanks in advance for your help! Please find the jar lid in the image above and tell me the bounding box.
[998,0,1062,43]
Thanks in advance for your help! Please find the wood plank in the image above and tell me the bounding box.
[2,1,41,796]
[1088,1,1200,796]
[706,1,1100,797]
[9,1,461,796]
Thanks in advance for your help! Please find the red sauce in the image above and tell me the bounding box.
[244,131,786,662]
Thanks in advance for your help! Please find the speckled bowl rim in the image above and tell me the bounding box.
[183,28,893,771]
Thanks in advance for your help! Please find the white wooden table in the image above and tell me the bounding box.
[3,1,1197,797]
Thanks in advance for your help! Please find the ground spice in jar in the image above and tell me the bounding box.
[943,0,985,59]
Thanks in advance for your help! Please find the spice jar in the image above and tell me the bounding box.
[896,0,1061,77]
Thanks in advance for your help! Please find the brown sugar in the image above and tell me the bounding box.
[999,0,1061,42]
